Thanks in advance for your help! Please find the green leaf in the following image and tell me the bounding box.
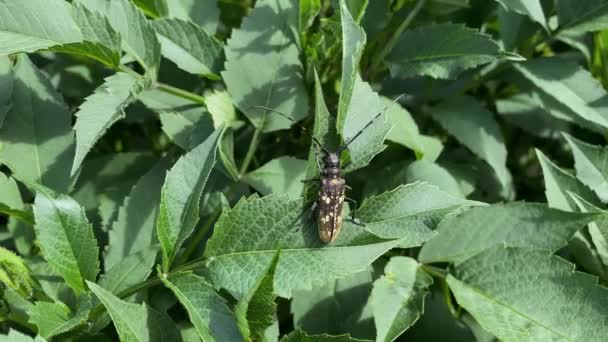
[291,268,374,339]
[0,173,33,224]
[0,329,45,342]
[0,0,82,55]
[336,0,366,135]
[570,193,608,270]
[222,0,308,132]
[138,88,212,150]
[431,95,512,198]
[341,75,391,173]
[0,247,33,298]
[383,97,441,160]
[98,247,158,294]
[0,56,13,128]
[495,0,547,29]
[243,157,307,198]
[152,18,223,77]
[0,56,74,193]
[496,93,570,138]
[563,133,608,202]
[281,330,369,342]
[514,57,608,130]
[71,72,145,176]
[299,0,321,33]
[344,0,369,23]
[28,299,90,339]
[132,0,168,17]
[371,256,433,342]
[105,160,168,270]
[51,2,122,67]
[535,149,601,211]
[386,23,501,79]
[166,0,220,34]
[33,186,99,295]
[235,250,280,341]
[447,247,608,341]
[80,0,161,75]
[357,182,478,243]
[557,0,608,33]
[205,89,237,129]
[405,160,465,198]
[88,281,180,342]
[156,129,221,270]
[160,272,243,342]
[205,194,422,298]
[420,202,599,263]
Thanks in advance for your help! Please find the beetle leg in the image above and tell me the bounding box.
[344,197,365,226]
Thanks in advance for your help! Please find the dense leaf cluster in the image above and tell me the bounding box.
[1,0,608,341]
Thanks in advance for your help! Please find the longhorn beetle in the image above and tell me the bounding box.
[255,99,400,242]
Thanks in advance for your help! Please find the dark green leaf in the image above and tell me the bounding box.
[152,18,223,77]
[448,247,608,341]
[371,256,433,342]
[156,129,220,270]
[161,272,243,342]
[0,56,74,193]
[33,186,99,295]
[88,281,180,342]
[222,0,308,132]
[386,23,501,79]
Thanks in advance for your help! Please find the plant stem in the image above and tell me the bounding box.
[239,126,263,177]
[157,83,206,104]
[179,211,220,264]
[369,0,427,77]
[117,65,206,105]
[421,264,447,279]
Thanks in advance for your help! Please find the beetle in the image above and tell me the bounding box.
[254,103,393,242]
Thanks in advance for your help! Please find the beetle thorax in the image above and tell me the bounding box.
[322,153,341,178]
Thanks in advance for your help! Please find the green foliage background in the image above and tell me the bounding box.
[1,0,608,341]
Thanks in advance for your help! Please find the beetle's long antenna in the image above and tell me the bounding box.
[251,105,329,155]
[338,94,407,152]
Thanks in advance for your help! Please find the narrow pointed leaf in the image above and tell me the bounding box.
[357,182,479,243]
[51,2,122,67]
[495,0,547,29]
[563,133,608,202]
[71,72,146,175]
[536,149,601,210]
[341,74,391,173]
[386,23,501,79]
[371,257,433,342]
[88,281,180,342]
[514,58,608,130]
[0,0,82,55]
[336,0,366,134]
[80,0,161,74]
[235,250,280,341]
[557,0,608,33]
[420,202,599,263]
[448,247,608,341]
[156,129,221,270]
[160,272,242,342]
[432,95,512,198]
[152,18,223,77]
[28,299,90,339]
[0,56,74,192]
[33,187,99,295]
[105,161,168,270]
[222,0,308,132]
[98,247,158,294]
[0,56,12,128]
